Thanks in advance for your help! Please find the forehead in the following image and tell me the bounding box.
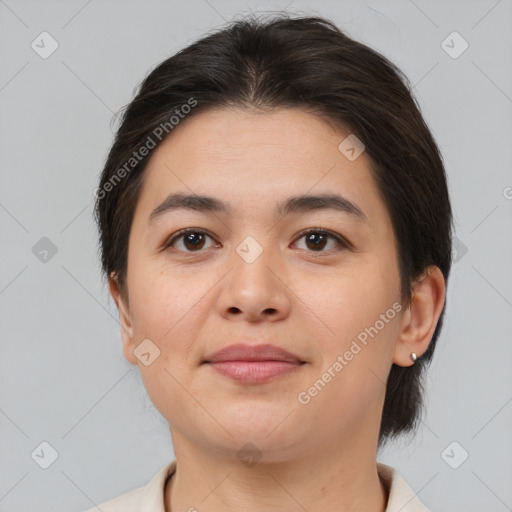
[134,107,389,231]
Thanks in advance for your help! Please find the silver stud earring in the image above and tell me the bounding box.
[410,352,418,363]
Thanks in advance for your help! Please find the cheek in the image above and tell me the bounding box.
[296,263,397,340]
[129,267,201,335]
[128,267,218,386]
[300,263,399,389]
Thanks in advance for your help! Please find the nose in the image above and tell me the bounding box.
[216,242,292,323]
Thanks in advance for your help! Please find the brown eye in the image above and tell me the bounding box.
[163,228,349,255]
[295,229,349,253]
[182,232,207,251]
[164,229,216,252]
[304,232,328,251]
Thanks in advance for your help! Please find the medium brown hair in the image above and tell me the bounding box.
[94,13,454,448]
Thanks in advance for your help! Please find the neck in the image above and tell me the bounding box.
[164,426,388,512]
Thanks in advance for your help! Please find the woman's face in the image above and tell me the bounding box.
[112,107,411,461]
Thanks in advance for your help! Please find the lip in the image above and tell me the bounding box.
[204,343,304,364]
[203,343,306,384]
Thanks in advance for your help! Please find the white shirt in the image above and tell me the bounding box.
[82,460,431,512]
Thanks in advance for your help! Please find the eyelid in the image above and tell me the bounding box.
[161,227,218,251]
[294,228,352,250]
[162,227,352,252]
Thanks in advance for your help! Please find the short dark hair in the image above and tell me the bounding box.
[94,13,454,449]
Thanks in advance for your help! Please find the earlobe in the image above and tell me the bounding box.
[108,272,138,365]
[392,266,446,367]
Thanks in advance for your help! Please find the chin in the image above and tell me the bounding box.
[220,411,302,448]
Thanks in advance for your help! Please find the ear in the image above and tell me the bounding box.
[109,272,138,365]
[393,265,446,367]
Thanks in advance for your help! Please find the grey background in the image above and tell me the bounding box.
[1,0,511,511]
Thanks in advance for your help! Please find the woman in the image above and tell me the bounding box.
[88,13,452,512]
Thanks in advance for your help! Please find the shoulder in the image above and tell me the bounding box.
[377,462,433,512]
[80,486,145,512]
[80,460,177,512]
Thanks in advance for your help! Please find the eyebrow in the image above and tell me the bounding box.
[147,192,368,224]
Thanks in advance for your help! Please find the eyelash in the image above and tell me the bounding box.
[163,227,351,254]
